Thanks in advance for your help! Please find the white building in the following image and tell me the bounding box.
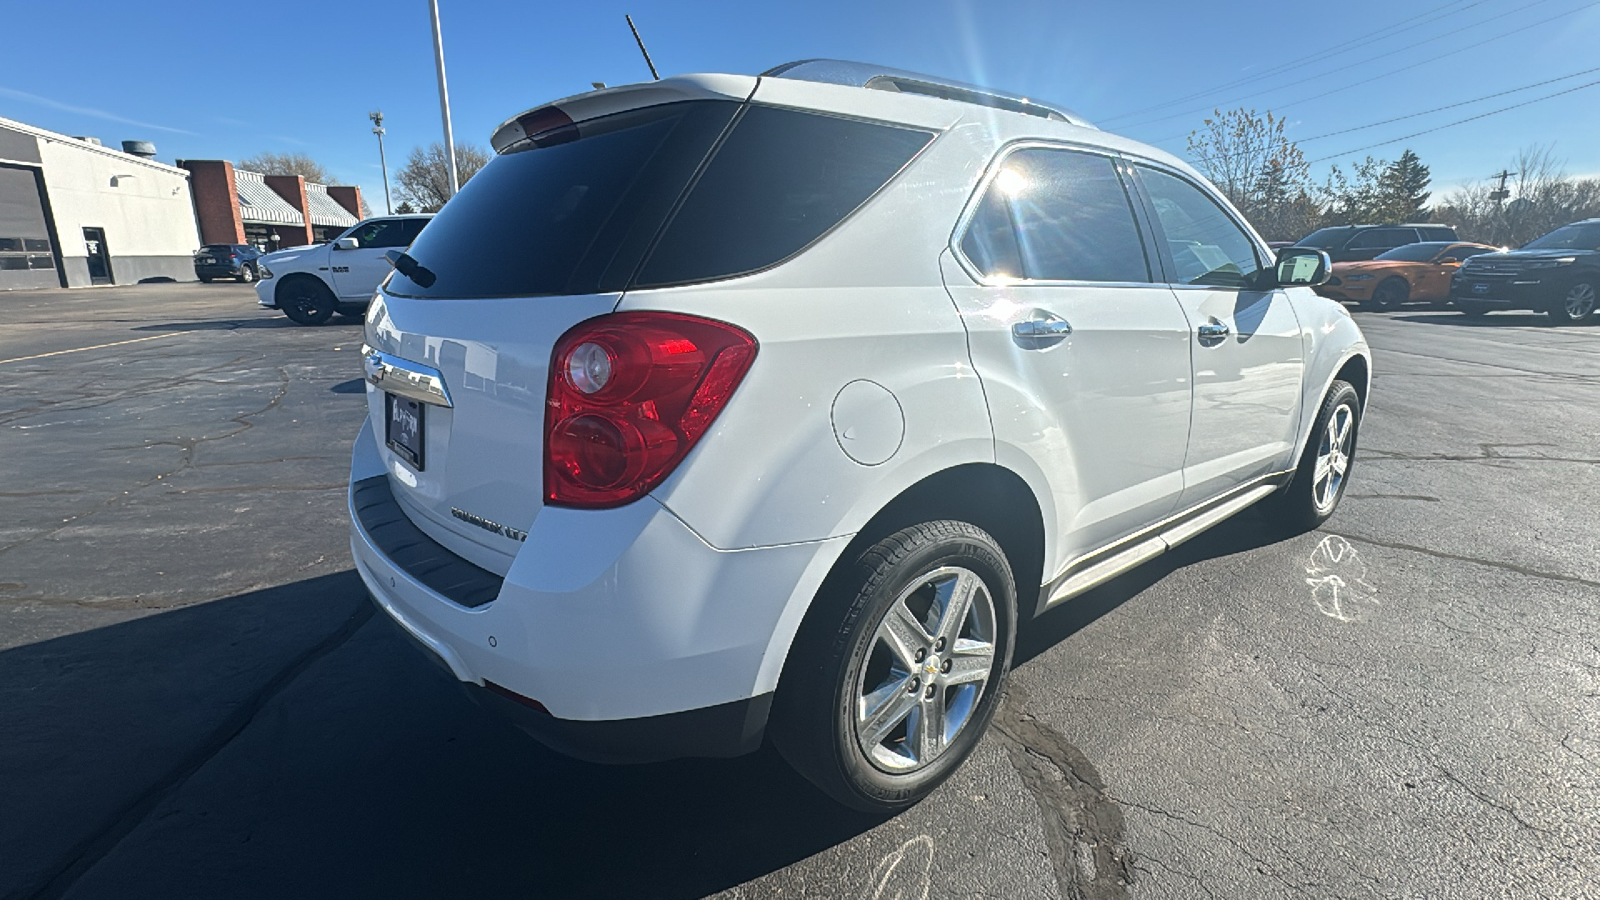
[0,115,201,290]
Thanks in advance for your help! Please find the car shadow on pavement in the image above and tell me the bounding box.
[1016,506,1289,666]
[1391,312,1592,328]
[130,317,366,333]
[0,572,880,900]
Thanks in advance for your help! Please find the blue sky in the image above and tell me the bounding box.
[4,0,1599,213]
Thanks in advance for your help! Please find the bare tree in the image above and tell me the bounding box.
[1187,108,1317,241]
[237,151,335,183]
[395,142,491,213]
[1434,145,1600,245]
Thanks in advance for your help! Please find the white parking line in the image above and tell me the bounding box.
[0,332,179,366]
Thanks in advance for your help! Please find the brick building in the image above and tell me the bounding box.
[180,160,365,252]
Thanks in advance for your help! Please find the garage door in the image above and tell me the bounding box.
[0,164,59,291]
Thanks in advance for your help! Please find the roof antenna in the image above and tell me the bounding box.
[625,14,660,81]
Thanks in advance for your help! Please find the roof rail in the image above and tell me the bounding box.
[761,59,1095,129]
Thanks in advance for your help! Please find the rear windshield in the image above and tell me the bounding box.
[1374,242,1449,262]
[201,245,239,253]
[386,101,933,299]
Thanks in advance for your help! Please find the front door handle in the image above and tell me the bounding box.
[1197,319,1230,340]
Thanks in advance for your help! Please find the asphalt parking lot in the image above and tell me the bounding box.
[2,282,1596,899]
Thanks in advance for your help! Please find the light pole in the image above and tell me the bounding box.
[369,110,392,215]
[428,0,459,200]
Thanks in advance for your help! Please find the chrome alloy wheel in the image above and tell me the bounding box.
[1313,403,1355,512]
[1564,283,1595,320]
[854,565,997,773]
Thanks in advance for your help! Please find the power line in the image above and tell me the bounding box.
[1119,0,1584,132]
[1149,0,1596,147]
[1291,64,1600,143]
[1100,0,1481,124]
[1304,77,1600,164]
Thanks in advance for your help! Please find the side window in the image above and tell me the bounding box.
[1420,227,1455,241]
[1453,245,1490,260]
[401,218,426,245]
[1350,228,1416,250]
[959,148,1150,283]
[350,220,407,249]
[1136,166,1262,289]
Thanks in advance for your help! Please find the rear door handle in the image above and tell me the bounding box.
[1197,319,1230,340]
[1012,318,1073,339]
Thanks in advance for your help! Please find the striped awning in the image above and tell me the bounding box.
[235,170,303,226]
[306,183,359,228]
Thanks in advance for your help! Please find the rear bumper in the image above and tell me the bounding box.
[346,418,846,761]
[195,264,244,277]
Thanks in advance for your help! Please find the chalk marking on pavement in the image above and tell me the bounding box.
[0,332,180,366]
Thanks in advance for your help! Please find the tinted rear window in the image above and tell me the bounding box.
[386,101,932,299]
[387,102,739,299]
[633,106,933,288]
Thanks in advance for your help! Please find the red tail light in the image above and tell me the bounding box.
[544,312,757,509]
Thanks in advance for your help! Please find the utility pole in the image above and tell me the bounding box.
[625,15,660,81]
[1489,169,1516,204]
[369,110,392,215]
[429,0,460,199]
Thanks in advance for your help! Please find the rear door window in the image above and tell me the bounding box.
[633,106,933,288]
[958,147,1150,283]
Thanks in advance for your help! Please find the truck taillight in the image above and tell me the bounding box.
[544,312,756,509]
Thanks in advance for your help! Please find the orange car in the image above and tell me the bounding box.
[1316,241,1500,309]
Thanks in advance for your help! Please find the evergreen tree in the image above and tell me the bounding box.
[1378,149,1431,222]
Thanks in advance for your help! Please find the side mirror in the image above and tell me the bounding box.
[334,237,359,251]
[1275,247,1331,287]
[1437,256,1459,264]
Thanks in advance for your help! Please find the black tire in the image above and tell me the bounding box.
[1269,380,1361,534]
[278,278,338,326]
[1369,277,1409,310]
[770,521,1016,813]
[198,275,213,284]
[1545,279,1596,325]
[1456,300,1490,318]
[237,264,255,284]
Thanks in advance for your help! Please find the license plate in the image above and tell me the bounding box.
[1472,283,1490,294]
[198,257,214,264]
[386,393,425,469]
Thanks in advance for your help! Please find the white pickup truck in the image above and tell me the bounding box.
[255,214,432,325]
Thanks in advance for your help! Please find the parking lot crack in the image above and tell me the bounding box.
[21,601,376,900]
[1323,531,1600,590]
[993,684,1135,900]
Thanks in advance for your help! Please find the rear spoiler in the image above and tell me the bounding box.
[489,74,757,154]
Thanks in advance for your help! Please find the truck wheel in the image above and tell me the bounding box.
[279,278,337,326]
[1269,380,1361,534]
[771,521,1016,813]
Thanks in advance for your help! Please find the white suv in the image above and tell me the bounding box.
[349,61,1368,811]
[256,214,432,325]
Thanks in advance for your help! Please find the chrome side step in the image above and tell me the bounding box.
[1038,475,1287,611]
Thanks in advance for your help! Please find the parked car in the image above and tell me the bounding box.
[1452,219,1600,324]
[349,61,1370,812]
[1316,241,1499,309]
[254,214,432,324]
[193,244,263,283]
[1294,223,1459,262]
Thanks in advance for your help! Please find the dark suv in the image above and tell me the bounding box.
[1294,224,1459,263]
[194,244,264,283]
[1452,219,1600,324]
